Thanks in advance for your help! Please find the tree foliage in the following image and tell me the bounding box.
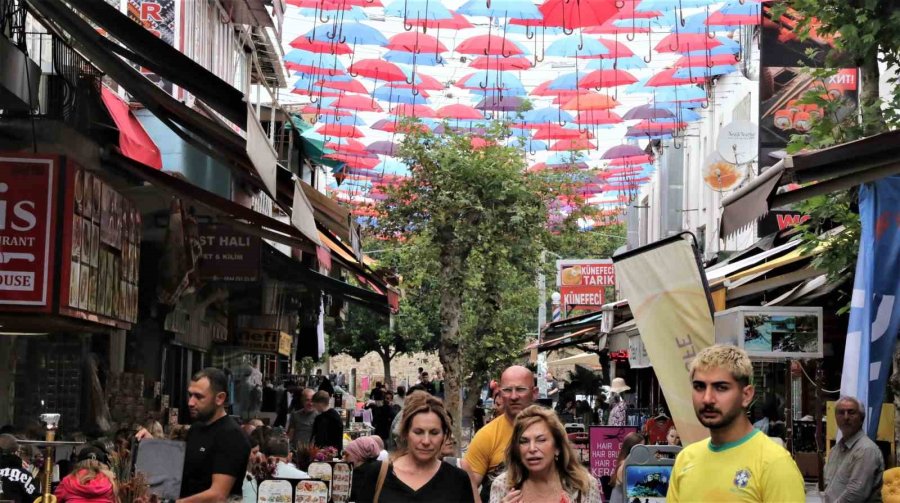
[376,121,553,441]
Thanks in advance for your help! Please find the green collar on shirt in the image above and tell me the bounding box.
[708,428,759,453]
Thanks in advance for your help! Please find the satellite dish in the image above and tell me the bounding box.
[717,120,758,165]
[703,152,745,192]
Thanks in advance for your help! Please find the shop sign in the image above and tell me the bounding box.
[556,259,615,313]
[758,210,810,236]
[58,162,141,327]
[0,156,57,309]
[589,426,638,479]
[236,328,290,355]
[278,332,292,357]
[197,224,260,281]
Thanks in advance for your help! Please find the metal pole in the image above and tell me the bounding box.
[537,251,548,399]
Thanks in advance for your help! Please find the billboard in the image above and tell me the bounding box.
[126,0,178,95]
[0,155,58,309]
[556,259,615,315]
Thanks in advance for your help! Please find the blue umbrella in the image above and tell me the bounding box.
[285,50,347,72]
[304,22,389,47]
[547,72,580,91]
[458,0,542,19]
[383,51,446,66]
[508,127,533,139]
[384,0,454,20]
[545,37,609,58]
[547,152,589,165]
[522,139,549,152]
[718,0,761,17]
[613,10,680,29]
[673,65,738,79]
[322,114,368,127]
[523,107,574,124]
[503,22,564,36]
[374,158,411,175]
[462,71,526,93]
[372,86,430,105]
[298,7,369,22]
[292,71,352,82]
[585,56,647,70]
[681,12,735,33]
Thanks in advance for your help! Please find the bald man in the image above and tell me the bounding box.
[462,365,537,502]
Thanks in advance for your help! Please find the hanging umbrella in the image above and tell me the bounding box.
[522,107,574,124]
[333,94,384,112]
[584,20,651,35]
[367,140,400,156]
[436,104,485,120]
[325,138,368,155]
[289,36,354,54]
[575,110,623,125]
[533,125,592,140]
[386,32,449,54]
[675,53,740,68]
[310,78,369,94]
[585,55,647,70]
[672,65,738,80]
[579,69,638,89]
[297,6,370,22]
[545,37,610,58]
[457,71,525,93]
[456,34,523,56]
[457,0,542,19]
[708,1,761,26]
[547,73,582,91]
[646,68,708,87]
[383,51,446,66]
[348,59,409,82]
[384,0,454,21]
[539,0,620,32]
[655,33,722,53]
[607,154,653,166]
[623,104,676,120]
[550,139,596,151]
[561,92,619,111]
[372,85,430,104]
[317,124,366,138]
[301,23,389,47]
[300,104,351,117]
[371,119,431,133]
[391,104,438,118]
[469,56,532,70]
[284,50,346,74]
[476,95,525,112]
[602,145,647,160]
[407,10,474,30]
[322,114,367,127]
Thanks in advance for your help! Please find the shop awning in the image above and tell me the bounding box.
[721,130,900,238]
[100,86,162,170]
[548,352,602,370]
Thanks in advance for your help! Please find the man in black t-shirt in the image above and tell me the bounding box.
[310,391,343,454]
[0,434,38,503]
[137,367,250,502]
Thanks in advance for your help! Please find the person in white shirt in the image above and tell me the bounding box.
[263,436,309,479]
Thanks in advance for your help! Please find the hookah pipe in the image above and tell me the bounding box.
[34,413,60,503]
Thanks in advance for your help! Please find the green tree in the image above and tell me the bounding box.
[378,121,552,443]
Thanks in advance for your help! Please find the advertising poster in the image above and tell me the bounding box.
[126,0,178,95]
[556,259,615,316]
[257,479,293,503]
[589,426,638,480]
[0,155,58,309]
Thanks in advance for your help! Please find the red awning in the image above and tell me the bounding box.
[100,86,162,169]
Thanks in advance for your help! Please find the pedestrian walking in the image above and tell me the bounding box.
[488,405,601,503]
[286,388,318,446]
[823,395,884,502]
[667,345,805,502]
[344,436,384,502]
[310,391,343,454]
[356,392,475,502]
[463,365,536,503]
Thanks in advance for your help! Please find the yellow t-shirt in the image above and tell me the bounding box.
[463,414,514,476]
[667,429,805,502]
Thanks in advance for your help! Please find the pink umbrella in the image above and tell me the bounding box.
[332,94,383,112]
[578,69,638,89]
[436,104,485,120]
[391,104,438,118]
[386,32,449,54]
[470,56,532,70]
[456,34,522,56]
[655,33,722,53]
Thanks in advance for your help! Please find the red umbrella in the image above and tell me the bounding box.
[674,54,739,67]
[289,37,353,55]
[579,69,638,89]
[583,21,651,35]
[608,154,652,166]
[326,139,368,155]
[371,120,430,133]
[349,59,408,82]
[390,73,444,92]
[386,32,449,54]
[575,110,623,125]
[436,104,484,120]
[533,125,593,140]
[391,104,438,118]
[470,56,532,70]
[325,153,380,169]
[646,68,707,87]
[316,78,368,94]
[456,34,522,56]
[539,0,619,31]
[531,81,580,98]
[291,87,344,98]
[332,94,383,112]
[561,92,619,111]
[598,38,634,59]
[655,33,722,53]
[318,124,365,138]
[407,11,474,30]
[550,139,596,151]
[707,11,761,26]
[633,120,686,131]
[609,0,661,20]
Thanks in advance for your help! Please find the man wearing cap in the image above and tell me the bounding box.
[0,434,38,502]
[462,365,537,503]
[607,377,630,426]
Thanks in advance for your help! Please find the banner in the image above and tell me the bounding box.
[840,175,900,436]
[589,426,638,480]
[613,234,715,444]
[557,259,615,314]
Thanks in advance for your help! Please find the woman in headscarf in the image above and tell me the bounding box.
[344,436,385,502]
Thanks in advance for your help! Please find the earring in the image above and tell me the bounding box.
[554,453,559,461]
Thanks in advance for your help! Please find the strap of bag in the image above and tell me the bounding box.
[373,460,391,503]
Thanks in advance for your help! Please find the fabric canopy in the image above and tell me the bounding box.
[100,85,162,169]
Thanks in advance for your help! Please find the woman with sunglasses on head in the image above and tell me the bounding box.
[359,391,475,503]
[490,405,601,503]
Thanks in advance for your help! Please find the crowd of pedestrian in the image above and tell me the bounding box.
[0,346,888,502]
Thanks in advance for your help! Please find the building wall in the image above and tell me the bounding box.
[327,351,444,391]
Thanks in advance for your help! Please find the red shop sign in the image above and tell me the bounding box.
[0,155,58,309]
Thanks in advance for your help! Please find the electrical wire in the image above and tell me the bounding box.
[798,362,840,394]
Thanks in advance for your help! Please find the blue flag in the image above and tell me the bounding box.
[840,175,900,436]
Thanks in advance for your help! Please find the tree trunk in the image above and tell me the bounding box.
[859,48,883,136]
[462,373,483,443]
[437,246,467,453]
[380,348,394,390]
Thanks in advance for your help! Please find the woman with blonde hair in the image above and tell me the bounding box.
[490,405,601,503]
[359,391,474,502]
[55,445,117,503]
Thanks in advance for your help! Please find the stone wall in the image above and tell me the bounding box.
[325,351,443,392]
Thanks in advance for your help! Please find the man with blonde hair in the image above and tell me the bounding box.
[667,345,805,502]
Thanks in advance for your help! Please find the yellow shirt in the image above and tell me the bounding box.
[667,429,805,502]
[463,414,514,476]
